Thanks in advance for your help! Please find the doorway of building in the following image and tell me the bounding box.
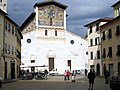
[96,63,100,76]
[109,64,113,77]
[67,60,71,71]
[11,63,15,79]
[4,62,7,80]
[49,58,54,71]
[103,64,106,72]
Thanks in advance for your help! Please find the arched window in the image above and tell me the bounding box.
[45,30,47,36]
[55,30,57,36]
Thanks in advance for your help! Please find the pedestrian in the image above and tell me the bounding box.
[0,77,2,88]
[85,69,88,76]
[71,70,76,82]
[64,70,67,80]
[44,69,48,79]
[88,69,95,90]
[104,70,110,84]
[67,70,70,80]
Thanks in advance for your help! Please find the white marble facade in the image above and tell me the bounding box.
[21,0,88,74]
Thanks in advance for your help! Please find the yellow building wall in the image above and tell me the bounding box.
[101,18,120,76]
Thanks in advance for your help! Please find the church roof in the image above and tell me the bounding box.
[34,0,68,9]
[20,12,36,30]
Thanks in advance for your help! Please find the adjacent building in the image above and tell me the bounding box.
[84,18,112,76]
[101,1,120,77]
[20,0,88,74]
[0,0,23,80]
[0,0,7,13]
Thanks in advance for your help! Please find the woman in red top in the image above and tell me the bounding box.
[64,70,67,80]
[67,70,71,80]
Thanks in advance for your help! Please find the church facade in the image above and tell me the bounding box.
[20,0,88,74]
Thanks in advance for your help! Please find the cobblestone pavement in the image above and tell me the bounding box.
[1,75,111,90]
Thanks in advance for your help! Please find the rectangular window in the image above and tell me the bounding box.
[97,50,100,59]
[117,8,120,16]
[108,29,112,39]
[67,60,71,66]
[116,45,120,56]
[103,48,106,58]
[95,38,97,45]
[90,39,93,46]
[45,30,47,36]
[12,46,14,54]
[4,43,7,53]
[15,28,17,36]
[31,60,35,63]
[55,30,57,36]
[5,21,7,30]
[95,37,100,45]
[102,31,105,40]
[97,37,100,44]
[8,23,10,32]
[50,18,52,26]
[8,44,10,54]
[115,26,120,36]
[96,23,99,31]
[90,52,93,60]
[12,25,14,35]
[107,47,112,58]
[89,26,92,34]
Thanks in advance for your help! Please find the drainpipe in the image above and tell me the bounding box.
[3,17,6,80]
[100,24,103,77]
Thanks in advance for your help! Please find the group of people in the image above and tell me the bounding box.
[64,70,76,82]
[86,69,110,90]
[64,70,71,80]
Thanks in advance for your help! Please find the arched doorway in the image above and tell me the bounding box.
[96,63,100,76]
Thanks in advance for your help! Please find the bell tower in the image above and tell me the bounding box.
[0,0,7,13]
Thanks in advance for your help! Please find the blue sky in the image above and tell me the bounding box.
[8,0,117,37]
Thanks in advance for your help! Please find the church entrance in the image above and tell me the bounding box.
[49,58,54,71]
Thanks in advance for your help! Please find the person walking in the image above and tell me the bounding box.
[64,70,67,80]
[44,69,48,79]
[88,69,95,90]
[67,70,70,80]
[71,70,76,82]
[104,70,110,84]
[85,69,88,76]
